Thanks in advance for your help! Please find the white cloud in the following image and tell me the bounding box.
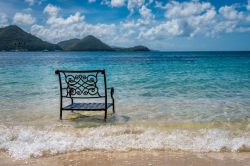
[247,0,250,10]
[23,8,33,12]
[102,0,146,14]
[0,13,9,27]
[164,0,213,19]
[213,20,237,34]
[139,5,154,19]
[139,0,250,40]
[13,12,35,25]
[128,0,145,11]
[139,5,154,25]
[188,8,216,36]
[139,1,217,39]
[111,0,125,7]
[25,0,43,6]
[31,22,117,44]
[146,0,154,6]
[219,5,243,20]
[46,12,85,26]
[26,0,250,49]
[31,5,117,43]
[139,19,188,40]
[88,0,96,3]
[237,26,250,32]
[43,4,60,16]
[25,0,34,6]
[155,1,165,9]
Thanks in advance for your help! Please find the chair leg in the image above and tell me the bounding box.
[104,110,107,121]
[60,109,62,120]
[112,104,115,114]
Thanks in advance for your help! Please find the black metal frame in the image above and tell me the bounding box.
[55,69,115,121]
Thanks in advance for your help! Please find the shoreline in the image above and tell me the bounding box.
[1,124,250,160]
[1,151,250,166]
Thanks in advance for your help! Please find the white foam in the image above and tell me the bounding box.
[0,125,249,160]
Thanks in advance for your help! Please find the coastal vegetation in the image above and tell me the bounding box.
[0,25,61,51]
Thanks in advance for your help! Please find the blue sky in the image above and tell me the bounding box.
[0,0,250,51]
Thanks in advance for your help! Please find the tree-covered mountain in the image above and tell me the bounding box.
[59,36,150,52]
[57,38,80,50]
[69,35,114,51]
[0,25,150,52]
[0,25,61,51]
[113,45,150,51]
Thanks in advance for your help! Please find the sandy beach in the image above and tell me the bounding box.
[1,151,250,166]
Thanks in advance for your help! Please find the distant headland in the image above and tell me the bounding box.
[0,25,150,52]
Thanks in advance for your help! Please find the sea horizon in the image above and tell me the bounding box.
[2,50,250,52]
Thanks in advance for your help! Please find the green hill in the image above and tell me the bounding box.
[58,36,150,52]
[0,25,61,51]
[0,25,150,52]
[69,35,114,51]
[57,38,80,50]
[114,45,150,51]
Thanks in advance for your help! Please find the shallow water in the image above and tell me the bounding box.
[0,51,249,159]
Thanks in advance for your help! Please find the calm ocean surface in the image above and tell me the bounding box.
[0,51,249,159]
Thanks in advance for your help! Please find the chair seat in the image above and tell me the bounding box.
[63,103,113,110]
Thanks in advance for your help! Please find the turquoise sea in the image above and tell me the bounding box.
[0,52,249,159]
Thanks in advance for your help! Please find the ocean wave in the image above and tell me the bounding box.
[0,125,249,160]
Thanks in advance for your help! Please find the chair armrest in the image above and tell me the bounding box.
[107,87,114,97]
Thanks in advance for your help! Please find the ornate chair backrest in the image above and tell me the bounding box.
[55,70,107,99]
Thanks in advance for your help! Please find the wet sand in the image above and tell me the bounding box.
[1,151,250,166]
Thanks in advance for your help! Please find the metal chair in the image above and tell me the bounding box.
[55,70,115,121]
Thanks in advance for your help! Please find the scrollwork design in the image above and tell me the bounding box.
[63,73,100,97]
